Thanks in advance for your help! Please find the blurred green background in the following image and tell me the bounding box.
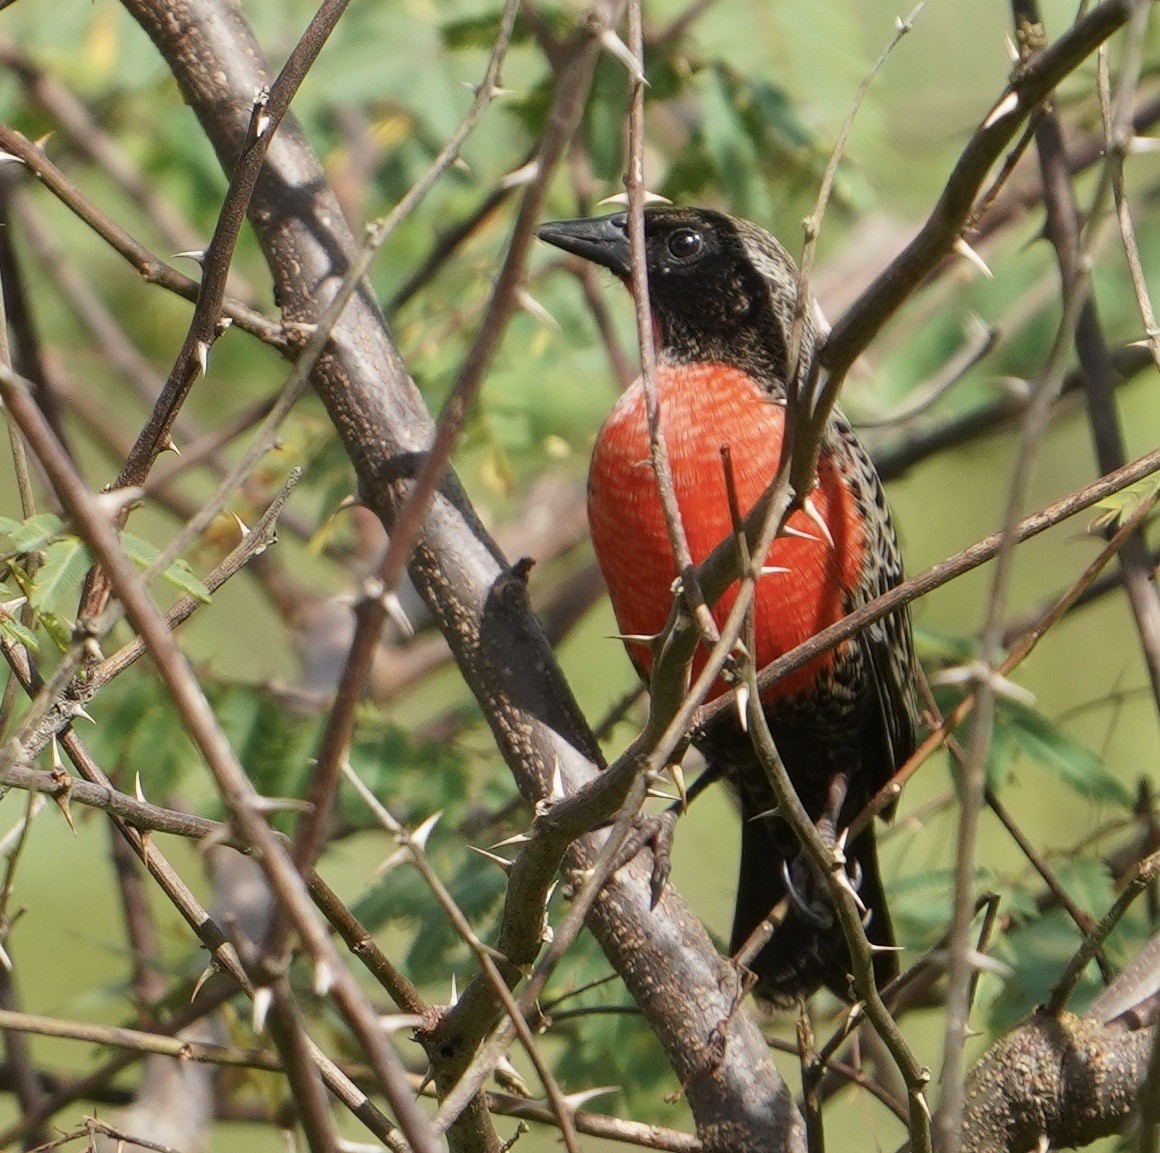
[0,0,1156,1149]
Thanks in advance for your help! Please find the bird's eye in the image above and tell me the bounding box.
[666,229,703,261]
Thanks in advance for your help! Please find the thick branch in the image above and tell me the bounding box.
[115,1,802,1148]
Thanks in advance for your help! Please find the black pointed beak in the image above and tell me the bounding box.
[537,213,631,277]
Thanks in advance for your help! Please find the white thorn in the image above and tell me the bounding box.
[254,112,272,139]
[0,151,25,166]
[173,249,206,265]
[953,237,994,279]
[836,870,867,914]
[1004,34,1019,62]
[645,788,679,802]
[93,486,145,519]
[0,939,13,972]
[195,340,210,377]
[914,1090,932,1121]
[669,762,687,808]
[549,756,565,802]
[74,705,96,725]
[561,1085,619,1112]
[733,683,750,732]
[515,288,560,332]
[162,437,181,456]
[997,374,1033,401]
[1128,135,1160,154]
[313,959,335,996]
[378,1013,423,1034]
[846,1001,865,1027]
[449,973,458,1006]
[499,159,540,190]
[982,89,1019,130]
[966,949,1013,977]
[467,845,513,871]
[801,496,835,548]
[231,512,251,538]
[779,523,821,543]
[608,632,659,645]
[191,963,215,1001]
[134,773,147,803]
[374,848,409,876]
[249,794,312,814]
[597,190,672,208]
[383,591,414,638]
[747,805,779,822]
[490,832,532,849]
[759,566,791,577]
[929,661,1036,706]
[598,29,646,84]
[410,810,443,851]
[252,987,273,1034]
[867,942,906,954]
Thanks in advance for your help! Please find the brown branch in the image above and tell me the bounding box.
[698,444,1160,733]
[0,365,435,1153]
[1028,6,1160,720]
[962,1008,1155,1153]
[0,127,282,344]
[111,0,817,1146]
[821,0,1141,384]
[82,0,358,624]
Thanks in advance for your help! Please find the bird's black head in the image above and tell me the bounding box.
[538,205,816,388]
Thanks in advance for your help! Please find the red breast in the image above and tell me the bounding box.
[588,360,866,703]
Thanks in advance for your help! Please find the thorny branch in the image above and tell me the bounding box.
[0,1,1151,1150]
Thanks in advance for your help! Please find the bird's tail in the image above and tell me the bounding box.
[729,810,898,1005]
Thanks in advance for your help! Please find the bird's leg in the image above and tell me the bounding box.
[612,762,724,908]
[784,771,856,926]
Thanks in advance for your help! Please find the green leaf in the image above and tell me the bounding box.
[120,532,211,602]
[697,66,770,221]
[0,614,38,653]
[1087,475,1160,534]
[440,10,535,51]
[0,513,64,555]
[583,57,626,182]
[986,715,1017,793]
[913,626,977,666]
[30,538,90,611]
[37,611,73,652]
[989,908,1097,1031]
[119,531,160,567]
[236,692,318,832]
[89,673,200,797]
[161,557,211,603]
[997,698,1134,808]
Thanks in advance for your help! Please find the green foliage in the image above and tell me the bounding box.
[0,0,1157,1144]
[930,674,1134,806]
[991,698,1134,807]
[548,933,673,1113]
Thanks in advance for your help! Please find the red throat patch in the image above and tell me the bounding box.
[588,361,866,703]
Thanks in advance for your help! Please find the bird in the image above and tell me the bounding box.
[537,205,920,1004]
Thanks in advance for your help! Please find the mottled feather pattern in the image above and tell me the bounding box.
[538,206,920,1003]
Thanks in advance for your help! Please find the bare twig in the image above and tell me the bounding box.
[0,127,282,344]
[0,365,436,1153]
